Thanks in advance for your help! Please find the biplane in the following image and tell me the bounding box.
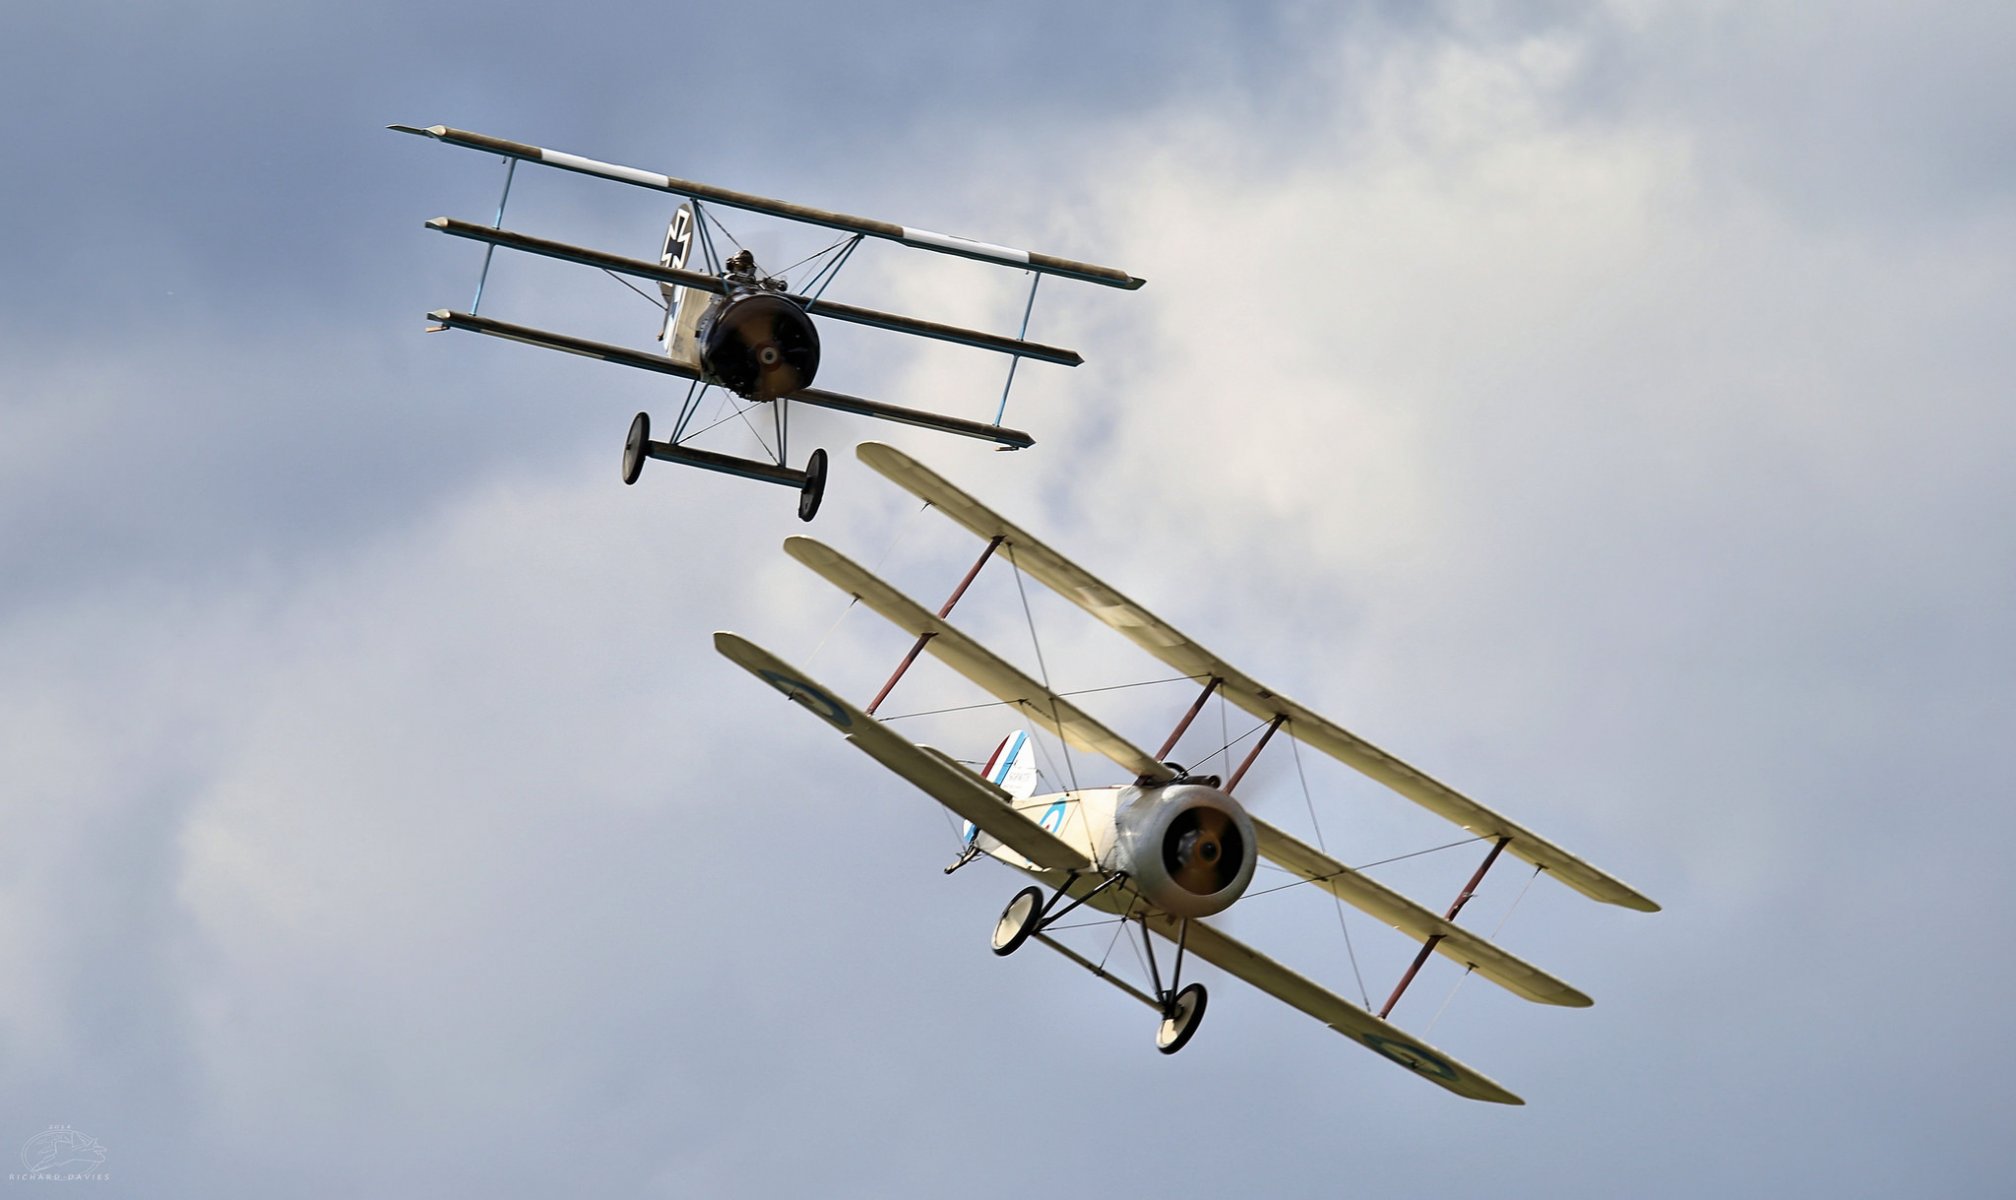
[717,442,1657,1104]
[390,124,1141,519]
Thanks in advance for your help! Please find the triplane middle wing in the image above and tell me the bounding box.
[715,441,1657,1104]
[392,125,1142,520]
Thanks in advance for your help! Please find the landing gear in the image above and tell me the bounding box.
[985,872,1126,957]
[991,886,1044,956]
[618,411,829,520]
[983,876,1212,1054]
[798,447,828,522]
[1140,915,1205,1054]
[1156,982,1208,1054]
[622,411,650,485]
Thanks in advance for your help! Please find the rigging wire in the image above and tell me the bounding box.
[805,500,931,670]
[1421,863,1544,1037]
[1184,716,1274,776]
[602,267,669,312]
[730,400,778,462]
[1006,543,1079,793]
[1094,891,1140,975]
[698,204,745,256]
[1235,833,1492,901]
[875,674,1206,721]
[1289,733,1371,1009]
[772,234,857,281]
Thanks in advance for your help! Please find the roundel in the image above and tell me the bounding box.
[1360,1034,1459,1082]
[756,669,851,729]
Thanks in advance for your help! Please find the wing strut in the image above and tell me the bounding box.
[1377,836,1511,1019]
[865,535,1004,715]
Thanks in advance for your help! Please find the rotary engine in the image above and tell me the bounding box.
[1112,782,1258,918]
[696,256,821,402]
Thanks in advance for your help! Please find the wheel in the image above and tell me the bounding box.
[1155,982,1208,1054]
[622,412,651,486]
[797,447,828,522]
[991,886,1044,956]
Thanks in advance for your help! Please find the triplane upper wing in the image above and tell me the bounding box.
[393,126,1144,288]
[857,440,1660,914]
[392,125,1142,519]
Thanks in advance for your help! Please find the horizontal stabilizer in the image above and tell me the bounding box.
[427,218,1084,367]
[713,632,1089,871]
[394,125,1145,289]
[857,441,1658,913]
[424,311,1035,450]
[782,537,1178,784]
[1251,818,1590,1007]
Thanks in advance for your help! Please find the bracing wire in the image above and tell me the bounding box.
[1290,734,1371,1009]
[1094,891,1140,975]
[729,402,778,462]
[876,674,1205,721]
[1006,543,1079,793]
[1235,833,1492,901]
[698,205,745,256]
[602,267,669,312]
[773,234,857,281]
[806,500,931,669]
[1421,863,1543,1037]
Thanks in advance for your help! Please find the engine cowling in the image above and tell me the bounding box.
[1112,783,1257,918]
[698,289,821,401]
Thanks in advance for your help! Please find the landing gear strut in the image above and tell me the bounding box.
[985,875,1210,1054]
[987,872,1128,958]
[1139,915,1207,1054]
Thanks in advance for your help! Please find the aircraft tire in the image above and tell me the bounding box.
[991,886,1044,957]
[1156,982,1208,1054]
[797,447,828,521]
[622,412,650,486]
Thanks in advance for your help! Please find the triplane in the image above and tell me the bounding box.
[391,124,1141,519]
[718,443,1658,1104]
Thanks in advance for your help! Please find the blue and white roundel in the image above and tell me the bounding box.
[755,669,851,729]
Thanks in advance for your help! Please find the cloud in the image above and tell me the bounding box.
[7,2,2016,1195]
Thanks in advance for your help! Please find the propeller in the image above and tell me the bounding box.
[701,291,821,401]
[1164,805,1245,896]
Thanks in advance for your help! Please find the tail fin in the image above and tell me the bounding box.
[657,203,708,367]
[980,730,1039,799]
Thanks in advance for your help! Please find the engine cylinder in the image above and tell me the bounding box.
[698,291,821,401]
[1112,783,1257,918]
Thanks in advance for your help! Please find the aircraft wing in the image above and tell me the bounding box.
[394,125,1144,290]
[783,537,1178,785]
[1250,818,1589,1007]
[714,632,1090,871]
[426,218,1085,367]
[858,440,1658,914]
[425,310,1035,450]
[1129,906,1523,1104]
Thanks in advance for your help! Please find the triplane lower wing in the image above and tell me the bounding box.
[392,124,1141,519]
[715,441,1658,1104]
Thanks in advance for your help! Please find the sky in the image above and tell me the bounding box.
[4,0,2015,1194]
